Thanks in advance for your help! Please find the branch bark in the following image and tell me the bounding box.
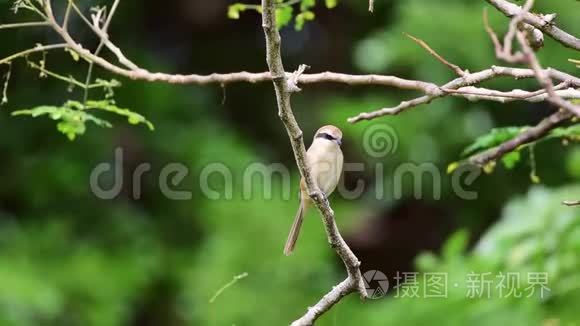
[468,109,572,166]
[260,0,367,325]
[347,66,580,123]
[484,0,580,51]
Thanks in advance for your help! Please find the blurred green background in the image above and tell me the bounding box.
[0,0,579,325]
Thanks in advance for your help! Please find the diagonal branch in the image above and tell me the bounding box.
[468,109,572,166]
[261,0,367,325]
[404,33,467,76]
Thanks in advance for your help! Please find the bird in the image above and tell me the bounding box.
[284,125,344,256]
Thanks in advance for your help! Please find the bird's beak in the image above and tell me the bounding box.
[336,139,342,146]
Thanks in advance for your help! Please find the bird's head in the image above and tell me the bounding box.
[314,125,343,146]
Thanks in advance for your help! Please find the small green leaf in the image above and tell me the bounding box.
[275,6,293,29]
[84,100,154,130]
[65,48,80,62]
[325,0,338,8]
[462,127,525,157]
[447,161,459,174]
[227,3,246,19]
[13,103,113,140]
[295,10,315,30]
[483,161,496,174]
[501,151,521,169]
[300,0,315,11]
[442,229,469,260]
[550,124,580,141]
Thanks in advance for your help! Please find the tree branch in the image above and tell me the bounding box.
[347,65,580,123]
[484,0,580,51]
[261,0,367,325]
[0,21,49,29]
[466,0,577,166]
[0,43,68,65]
[404,33,467,76]
[468,109,572,166]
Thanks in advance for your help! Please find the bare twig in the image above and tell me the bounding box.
[208,272,249,303]
[347,65,580,123]
[516,30,580,117]
[468,110,572,166]
[64,0,138,70]
[0,43,68,65]
[498,0,580,117]
[404,33,467,76]
[261,0,367,325]
[0,21,49,30]
[442,82,579,103]
[483,7,525,63]
[62,1,72,30]
[485,0,580,51]
[82,0,121,103]
[562,200,580,207]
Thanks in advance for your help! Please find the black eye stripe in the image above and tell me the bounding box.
[316,132,335,141]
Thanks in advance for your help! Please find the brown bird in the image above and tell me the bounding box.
[284,125,344,256]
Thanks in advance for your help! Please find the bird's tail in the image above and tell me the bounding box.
[284,199,307,256]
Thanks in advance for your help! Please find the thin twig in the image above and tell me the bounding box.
[562,200,580,207]
[208,272,248,303]
[347,66,580,123]
[27,61,104,89]
[0,21,49,30]
[83,0,121,103]
[62,0,72,30]
[0,43,68,65]
[404,33,466,76]
[442,82,578,102]
[65,0,138,70]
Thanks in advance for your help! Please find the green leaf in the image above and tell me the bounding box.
[275,6,293,29]
[549,124,580,141]
[227,3,246,19]
[295,11,315,30]
[65,48,80,62]
[462,127,525,157]
[501,151,521,169]
[325,0,337,8]
[566,147,580,179]
[12,102,112,141]
[84,100,154,130]
[10,99,151,140]
[446,161,460,174]
[442,229,469,260]
[300,0,316,11]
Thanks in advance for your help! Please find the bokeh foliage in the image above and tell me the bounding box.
[0,0,579,325]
